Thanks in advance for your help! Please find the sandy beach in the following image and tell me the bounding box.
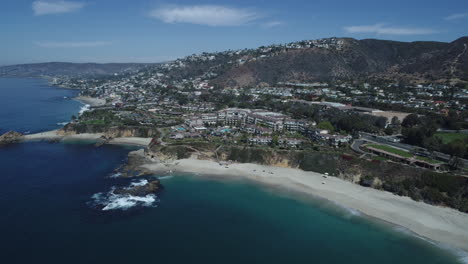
[74,96,106,107]
[107,137,152,146]
[23,130,151,147]
[142,158,468,252]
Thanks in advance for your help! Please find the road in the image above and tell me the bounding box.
[359,132,468,168]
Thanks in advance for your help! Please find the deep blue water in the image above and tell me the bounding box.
[0,78,465,264]
[0,77,82,134]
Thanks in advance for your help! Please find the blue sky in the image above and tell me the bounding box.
[1,0,467,65]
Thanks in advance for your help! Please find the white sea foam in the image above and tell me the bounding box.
[109,172,122,178]
[101,194,157,211]
[57,122,69,126]
[432,241,468,264]
[330,201,362,218]
[158,175,174,180]
[90,185,159,211]
[130,179,148,187]
[79,104,90,115]
[390,225,468,263]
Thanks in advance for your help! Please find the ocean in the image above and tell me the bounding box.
[0,77,464,263]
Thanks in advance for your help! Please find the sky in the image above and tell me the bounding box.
[1,0,467,65]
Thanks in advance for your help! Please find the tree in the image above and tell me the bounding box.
[240,133,249,144]
[375,116,388,129]
[423,137,441,153]
[384,127,394,135]
[442,140,466,158]
[391,116,401,126]
[270,135,279,147]
[317,121,335,132]
[402,114,419,128]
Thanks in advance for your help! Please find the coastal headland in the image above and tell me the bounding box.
[0,130,152,147]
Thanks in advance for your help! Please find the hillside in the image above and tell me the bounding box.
[152,37,467,88]
[211,37,468,87]
[0,62,156,77]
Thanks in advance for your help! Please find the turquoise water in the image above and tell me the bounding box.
[0,78,465,263]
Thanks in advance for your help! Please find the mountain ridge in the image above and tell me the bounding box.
[0,62,157,77]
[1,37,467,85]
[208,36,468,87]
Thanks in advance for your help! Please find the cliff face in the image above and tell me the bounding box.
[60,123,159,138]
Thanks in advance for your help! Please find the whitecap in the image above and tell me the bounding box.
[129,179,148,187]
[79,104,91,115]
[109,172,122,178]
[89,185,159,211]
[102,194,157,211]
[57,122,69,126]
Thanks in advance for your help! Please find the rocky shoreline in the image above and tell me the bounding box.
[0,131,24,145]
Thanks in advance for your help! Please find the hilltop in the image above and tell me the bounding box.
[148,37,468,87]
[0,62,157,78]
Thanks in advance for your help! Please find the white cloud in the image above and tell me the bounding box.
[32,1,85,16]
[261,21,284,28]
[35,41,112,48]
[445,13,468,20]
[149,5,261,26]
[344,23,436,35]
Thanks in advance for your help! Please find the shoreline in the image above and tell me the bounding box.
[22,130,151,147]
[141,158,468,252]
[74,95,106,107]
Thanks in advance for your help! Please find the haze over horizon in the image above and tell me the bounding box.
[2,0,467,65]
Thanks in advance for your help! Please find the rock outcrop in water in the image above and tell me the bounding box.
[114,179,162,196]
[0,131,24,145]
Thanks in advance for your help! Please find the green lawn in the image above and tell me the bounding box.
[415,156,442,164]
[82,119,107,125]
[372,156,389,161]
[367,144,413,158]
[434,132,468,144]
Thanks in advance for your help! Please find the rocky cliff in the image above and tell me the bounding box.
[60,123,160,138]
[0,131,24,145]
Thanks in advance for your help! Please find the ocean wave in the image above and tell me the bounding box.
[330,201,362,218]
[57,122,69,126]
[108,172,122,178]
[158,175,174,180]
[89,187,159,211]
[432,241,468,264]
[79,104,90,115]
[391,225,468,263]
[129,179,149,187]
